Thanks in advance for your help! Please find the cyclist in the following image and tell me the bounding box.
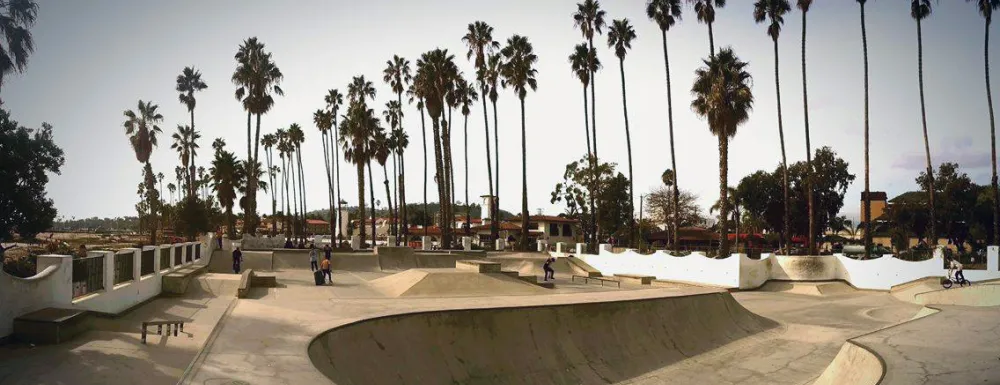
[947,256,966,284]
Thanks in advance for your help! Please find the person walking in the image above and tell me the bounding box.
[309,244,319,272]
[321,256,332,284]
[232,246,243,274]
[542,257,555,281]
[323,243,332,262]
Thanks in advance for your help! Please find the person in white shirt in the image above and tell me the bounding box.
[309,244,319,272]
[948,256,965,283]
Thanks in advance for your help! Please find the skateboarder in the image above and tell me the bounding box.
[232,247,243,274]
[321,256,332,284]
[543,257,555,281]
[309,244,319,271]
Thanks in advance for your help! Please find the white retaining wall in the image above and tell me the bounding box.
[571,244,1000,291]
[0,234,218,339]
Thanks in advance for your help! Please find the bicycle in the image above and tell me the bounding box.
[942,271,971,289]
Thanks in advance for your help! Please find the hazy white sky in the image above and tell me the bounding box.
[5,0,999,222]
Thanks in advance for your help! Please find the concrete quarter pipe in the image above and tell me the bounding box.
[308,292,778,384]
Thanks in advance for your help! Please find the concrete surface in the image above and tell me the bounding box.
[367,269,549,298]
[913,282,1000,306]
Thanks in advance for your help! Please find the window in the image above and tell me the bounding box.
[549,223,560,236]
[563,224,573,237]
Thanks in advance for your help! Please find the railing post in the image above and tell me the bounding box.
[102,250,115,290]
[132,248,141,281]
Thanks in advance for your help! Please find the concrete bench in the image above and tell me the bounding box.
[614,274,655,285]
[500,270,520,278]
[251,274,277,288]
[13,308,90,344]
[455,260,502,273]
[162,264,207,296]
[571,275,621,288]
[238,269,253,298]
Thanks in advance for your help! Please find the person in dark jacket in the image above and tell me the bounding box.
[232,247,243,274]
[542,257,555,281]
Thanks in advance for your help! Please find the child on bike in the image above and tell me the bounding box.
[948,256,965,283]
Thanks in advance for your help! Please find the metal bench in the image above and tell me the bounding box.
[571,275,621,288]
[141,320,186,344]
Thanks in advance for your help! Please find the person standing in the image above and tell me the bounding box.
[232,247,243,274]
[323,243,332,262]
[542,257,555,281]
[309,244,319,272]
[320,256,332,284]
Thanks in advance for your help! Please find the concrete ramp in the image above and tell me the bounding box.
[913,283,1000,306]
[757,281,856,296]
[889,277,942,303]
[811,342,882,385]
[367,269,548,298]
[491,254,590,278]
[207,250,271,273]
[308,292,778,384]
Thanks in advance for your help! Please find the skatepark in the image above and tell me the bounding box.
[0,236,998,385]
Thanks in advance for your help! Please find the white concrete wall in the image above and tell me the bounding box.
[0,237,212,340]
[577,245,742,288]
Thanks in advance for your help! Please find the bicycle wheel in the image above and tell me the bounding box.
[942,279,954,289]
[960,279,971,288]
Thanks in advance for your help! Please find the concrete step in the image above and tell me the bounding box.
[13,308,90,344]
[162,264,208,296]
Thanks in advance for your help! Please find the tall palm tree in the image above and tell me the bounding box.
[911,0,937,246]
[170,125,193,197]
[647,0,683,251]
[407,82,431,238]
[211,143,242,238]
[0,0,38,104]
[157,172,165,205]
[233,37,284,235]
[608,18,638,247]
[457,76,479,234]
[176,66,208,200]
[373,120,394,243]
[574,0,607,247]
[383,56,412,240]
[689,0,727,55]
[463,21,501,244]
[167,183,176,205]
[325,89,345,242]
[261,133,279,234]
[691,48,754,258]
[288,123,307,241]
[314,109,337,236]
[754,0,791,252]
[500,35,539,251]
[971,0,1000,243]
[485,53,504,234]
[382,101,403,240]
[858,0,873,260]
[797,0,816,254]
[416,49,459,248]
[123,100,164,244]
[340,98,373,246]
[390,125,410,242]
[277,128,293,237]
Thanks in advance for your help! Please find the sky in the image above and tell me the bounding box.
[4,0,1000,223]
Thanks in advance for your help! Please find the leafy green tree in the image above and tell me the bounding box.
[0,0,38,104]
[598,173,632,242]
[0,111,64,240]
[551,154,615,245]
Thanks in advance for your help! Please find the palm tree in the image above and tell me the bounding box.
[0,0,38,104]
[485,53,504,235]
[911,0,937,246]
[416,50,459,248]
[176,66,208,200]
[463,21,501,245]
[381,101,400,239]
[689,0,727,55]
[167,183,176,205]
[170,125,193,198]
[314,109,337,237]
[123,100,164,244]
[574,0,607,247]
[211,143,242,238]
[340,97,373,246]
[383,100,405,241]
[858,0,873,259]
[325,89,345,242]
[383,56,412,240]
[373,120,394,244]
[390,125,409,243]
[796,0,817,254]
[647,0,683,251]
[457,76,479,234]
[233,37,284,235]
[971,0,1000,243]
[754,0,791,253]
[407,82,430,238]
[608,18,638,247]
[277,128,293,237]
[288,123,307,241]
[568,44,601,247]
[500,35,539,251]
[261,133,279,234]
[691,48,754,258]
[157,172,165,205]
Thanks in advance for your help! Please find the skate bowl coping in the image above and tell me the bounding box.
[307,292,779,384]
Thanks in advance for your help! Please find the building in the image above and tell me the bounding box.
[508,215,581,245]
[858,190,951,251]
[859,191,889,222]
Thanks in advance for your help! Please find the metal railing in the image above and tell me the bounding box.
[72,255,105,298]
[114,251,134,285]
[140,249,155,276]
[160,248,170,270]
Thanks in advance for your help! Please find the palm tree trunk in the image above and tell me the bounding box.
[492,99,501,244]
[322,131,336,237]
[267,149,277,236]
[660,29,680,252]
[397,92,408,242]
[356,162,367,246]
[297,147,307,241]
[391,149,399,244]
[333,121,343,244]
[226,206,235,239]
[432,116,448,248]
[618,57,636,249]
[290,151,299,240]
[420,104,429,237]
[861,2,872,260]
[773,39,790,255]
[581,83,594,248]
[519,96,529,252]
[917,18,937,246]
[282,156,289,237]
[718,137,729,258]
[463,112,471,240]
[708,22,716,56]
[367,160,377,247]
[802,10,816,255]
[985,18,1000,244]
[588,36,600,249]
[382,163,394,244]
[445,110,455,247]
[189,110,197,201]
[480,84,496,247]
[145,162,158,245]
